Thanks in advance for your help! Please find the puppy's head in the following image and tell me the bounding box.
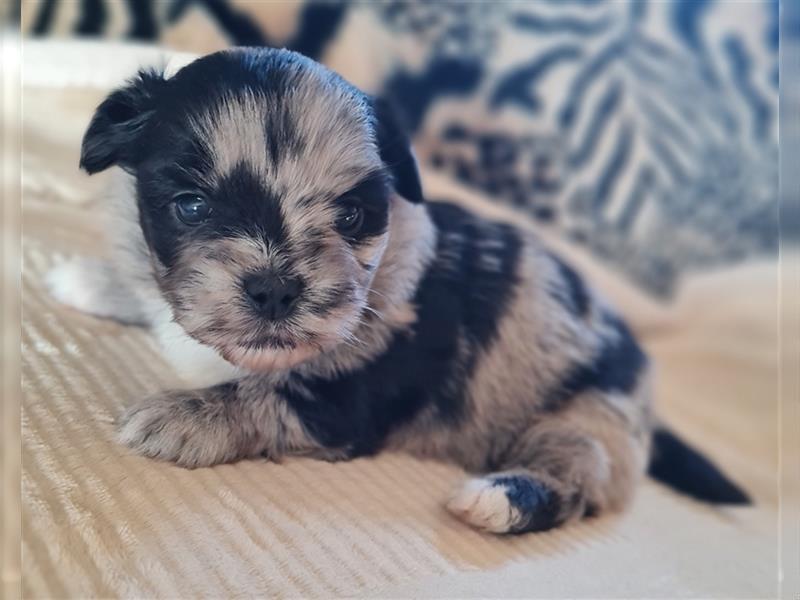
[81,48,424,371]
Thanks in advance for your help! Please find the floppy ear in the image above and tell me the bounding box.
[370,97,424,204]
[80,68,166,174]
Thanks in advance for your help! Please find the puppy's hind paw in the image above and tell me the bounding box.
[46,257,145,324]
[46,258,104,312]
[446,474,564,534]
[447,477,519,533]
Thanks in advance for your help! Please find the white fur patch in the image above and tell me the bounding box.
[46,257,145,323]
[151,311,243,389]
[46,259,104,313]
[446,477,521,534]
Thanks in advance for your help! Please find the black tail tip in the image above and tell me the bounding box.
[648,428,752,506]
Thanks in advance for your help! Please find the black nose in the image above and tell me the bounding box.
[242,272,304,320]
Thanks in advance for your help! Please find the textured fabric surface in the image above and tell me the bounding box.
[19,234,785,598]
[21,193,788,599]
[18,0,784,298]
[19,40,792,599]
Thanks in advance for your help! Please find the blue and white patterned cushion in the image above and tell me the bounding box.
[370,0,779,297]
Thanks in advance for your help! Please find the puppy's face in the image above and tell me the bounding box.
[80,49,423,371]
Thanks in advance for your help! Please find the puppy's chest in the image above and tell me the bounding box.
[281,202,526,455]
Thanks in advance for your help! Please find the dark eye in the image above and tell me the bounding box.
[335,201,364,237]
[174,194,211,225]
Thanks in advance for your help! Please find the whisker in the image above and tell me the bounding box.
[361,305,386,322]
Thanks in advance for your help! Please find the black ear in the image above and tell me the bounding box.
[80,68,166,174]
[370,97,424,204]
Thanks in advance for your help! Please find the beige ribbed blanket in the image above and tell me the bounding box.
[19,40,798,599]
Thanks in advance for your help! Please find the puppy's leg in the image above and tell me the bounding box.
[46,257,147,325]
[116,378,326,468]
[447,398,649,534]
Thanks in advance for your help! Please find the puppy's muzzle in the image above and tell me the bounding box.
[242,271,304,321]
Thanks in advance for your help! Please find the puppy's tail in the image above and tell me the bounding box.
[647,427,751,504]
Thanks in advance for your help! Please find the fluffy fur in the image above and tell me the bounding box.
[49,47,749,535]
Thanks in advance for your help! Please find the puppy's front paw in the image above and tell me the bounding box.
[117,390,238,468]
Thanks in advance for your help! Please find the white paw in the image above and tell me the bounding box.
[446,477,520,534]
[46,257,147,324]
[46,258,105,314]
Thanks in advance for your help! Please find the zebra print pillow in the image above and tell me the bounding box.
[22,0,781,298]
[375,1,779,297]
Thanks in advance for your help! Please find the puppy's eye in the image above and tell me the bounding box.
[335,201,364,237]
[174,194,211,225]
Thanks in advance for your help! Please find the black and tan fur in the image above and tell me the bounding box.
[48,48,749,535]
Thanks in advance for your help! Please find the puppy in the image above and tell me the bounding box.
[48,48,749,534]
